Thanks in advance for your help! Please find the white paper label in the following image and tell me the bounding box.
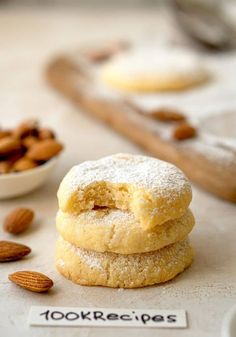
[28,306,187,328]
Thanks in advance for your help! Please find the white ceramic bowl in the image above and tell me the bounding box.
[0,157,59,199]
[222,305,236,337]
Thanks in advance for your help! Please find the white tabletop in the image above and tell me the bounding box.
[0,6,235,337]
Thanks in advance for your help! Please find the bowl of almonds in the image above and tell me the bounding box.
[0,119,63,199]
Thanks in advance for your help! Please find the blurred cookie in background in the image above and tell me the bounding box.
[101,47,210,92]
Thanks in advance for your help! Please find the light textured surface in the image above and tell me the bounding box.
[0,7,235,337]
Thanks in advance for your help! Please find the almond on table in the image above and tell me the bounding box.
[150,108,186,122]
[173,122,197,141]
[8,271,54,293]
[0,241,31,262]
[4,207,34,234]
[85,41,128,63]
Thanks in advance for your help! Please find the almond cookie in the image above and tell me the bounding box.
[56,238,193,288]
[101,47,209,92]
[57,153,192,230]
[56,208,194,254]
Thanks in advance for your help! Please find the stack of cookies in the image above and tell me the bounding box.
[56,153,195,288]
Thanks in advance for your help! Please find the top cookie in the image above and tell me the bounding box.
[57,153,192,230]
[101,47,209,92]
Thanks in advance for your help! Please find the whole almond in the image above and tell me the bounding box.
[0,241,31,262]
[13,157,37,172]
[0,161,12,174]
[151,108,186,122]
[4,207,34,234]
[22,136,39,149]
[13,119,38,139]
[173,122,197,141]
[38,128,55,140]
[0,137,21,155]
[86,41,128,62]
[0,130,11,140]
[86,48,113,62]
[8,271,53,293]
[27,139,63,161]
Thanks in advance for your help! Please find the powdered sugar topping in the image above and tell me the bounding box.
[60,237,191,273]
[64,153,190,197]
[102,47,207,82]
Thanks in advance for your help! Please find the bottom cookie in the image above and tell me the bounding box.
[56,237,193,288]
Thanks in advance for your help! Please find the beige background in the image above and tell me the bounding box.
[0,7,235,337]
